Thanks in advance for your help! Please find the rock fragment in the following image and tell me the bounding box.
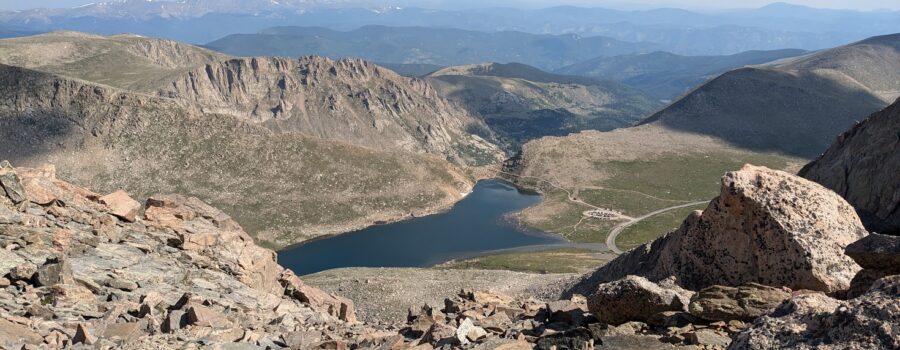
[99,190,141,222]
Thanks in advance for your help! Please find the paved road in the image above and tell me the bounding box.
[605,201,709,254]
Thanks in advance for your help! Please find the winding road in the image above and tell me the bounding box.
[495,170,709,254]
[605,201,709,254]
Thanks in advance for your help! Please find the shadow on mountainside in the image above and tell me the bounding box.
[639,67,890,158]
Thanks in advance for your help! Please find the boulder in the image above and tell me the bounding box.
[0,250,25,278]
[455,318,477,344]
[281,270,357,323]
[34,257,75,287]
[186,305,232,329]
[0,168,26,204]
[99,190,141,222]
[688,329,731,348]
[162,310,188,333]
[21,176,58,205]
[844,233,900,271]
[587,275,693,325]
[422,322,458,347]
[48,284,97,308]
[571,165,868,295]
[730,276,900,350]
[847,269,894,299]
[688,284,792,322]
[0,318,42,347]
[73,323,97,345]
[102,322,142,341]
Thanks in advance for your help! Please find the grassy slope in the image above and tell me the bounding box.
[436,248,616,274]
[511,126,803,246]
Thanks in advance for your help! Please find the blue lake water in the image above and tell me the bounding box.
[278,180,569,275]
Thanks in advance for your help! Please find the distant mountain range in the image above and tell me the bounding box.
[640,34,900,157]
[205,26,659,70]
[2,1,899,54]
[555,49,807,100]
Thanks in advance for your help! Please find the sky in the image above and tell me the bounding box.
[1,0,898,11]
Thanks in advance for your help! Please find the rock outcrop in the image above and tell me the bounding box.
[730,276,900,350]
[570,165,868,295]
[687,284,791,322]
[844,233,900,298]
[160,56,502,166]
[800,99,900,235]
[0,163,377,349]
[586,276,693,325]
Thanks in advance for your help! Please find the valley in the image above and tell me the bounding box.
[0,2,899,348]
[0,32,501,249]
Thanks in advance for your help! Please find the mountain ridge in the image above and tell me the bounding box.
[637,33,900,157]
[0,32,499,247]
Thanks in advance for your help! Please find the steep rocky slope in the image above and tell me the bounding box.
[0,162,375,349]
[161,56,500,163]
[0,63,478,248]
[638,33,900,157]
[426,63,660,146]
[555,49,806,100]
[800,99,900,235]
[0,32,504,247]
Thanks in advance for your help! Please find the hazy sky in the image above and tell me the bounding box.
[1,0,898,11]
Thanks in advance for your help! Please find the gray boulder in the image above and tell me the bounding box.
[730,275,900,350]
[688,284,792,322]
[588,276,693,325]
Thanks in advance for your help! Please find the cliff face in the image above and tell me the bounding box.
[0,64,477,248]
[0,162,375,349]
[800,99,900,235]
[0,32,505,247]
[160,56,502,165]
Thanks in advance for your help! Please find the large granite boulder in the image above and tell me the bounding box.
[800,99,900,235]
[688,284,791,322]
[587,276,693,325]
[730,275,900,350]
[569,165,868,295]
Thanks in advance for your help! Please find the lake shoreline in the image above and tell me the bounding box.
[279,179,577,275]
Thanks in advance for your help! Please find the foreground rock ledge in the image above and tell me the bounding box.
[570,164,868,295]
[0,163,367,349]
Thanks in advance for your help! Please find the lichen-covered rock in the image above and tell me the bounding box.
[688,284,791,322]
[587,275,693,325]
[730,275,900,350]
[800,99,900,235]
[570,165,868,294]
